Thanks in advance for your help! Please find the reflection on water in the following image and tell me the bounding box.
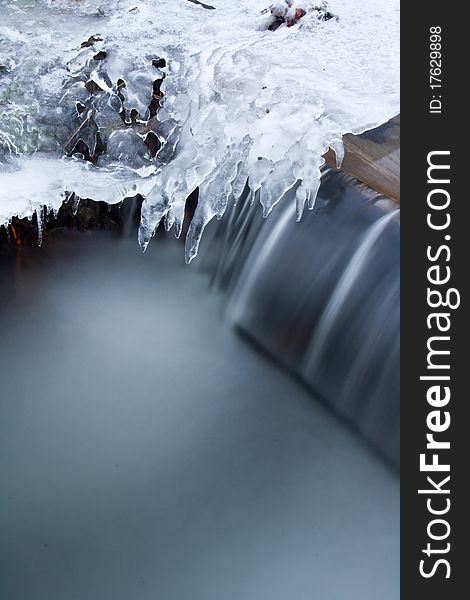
[0,232,398,600]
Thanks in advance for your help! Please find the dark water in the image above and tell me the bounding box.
[0,232,398,600]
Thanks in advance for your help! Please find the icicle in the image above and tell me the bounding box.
[164,208,175,232]
[259,159,297,218]
[36,207,44,247]
[329,138,345,169]
[72,194,81,216]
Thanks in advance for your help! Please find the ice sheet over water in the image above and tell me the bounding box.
[0,0,399,260]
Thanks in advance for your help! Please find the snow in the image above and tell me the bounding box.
[0,0,399,260]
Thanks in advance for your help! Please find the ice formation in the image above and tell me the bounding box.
[0,0,399,260]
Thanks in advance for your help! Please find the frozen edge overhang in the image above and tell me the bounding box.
[0,115,400,248]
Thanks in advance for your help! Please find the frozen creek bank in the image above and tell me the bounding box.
[0,0,399,260]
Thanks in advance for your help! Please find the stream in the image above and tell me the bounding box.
[0,231,398,600]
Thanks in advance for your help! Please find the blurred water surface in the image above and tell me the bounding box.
[0,231,398,600]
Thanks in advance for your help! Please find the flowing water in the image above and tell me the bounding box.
[201,168,400,464]
[0,225,398,600]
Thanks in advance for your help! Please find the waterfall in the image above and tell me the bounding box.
[302,208,400,377]
[210,169,400,465]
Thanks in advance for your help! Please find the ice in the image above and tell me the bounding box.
[0,156,155,226]
[0,0,399,260]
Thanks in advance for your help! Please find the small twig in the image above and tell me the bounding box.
[64,110,95,150]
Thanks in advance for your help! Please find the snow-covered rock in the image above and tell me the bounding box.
[0,0,399,260]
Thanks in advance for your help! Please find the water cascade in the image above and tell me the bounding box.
[199,168,400,464]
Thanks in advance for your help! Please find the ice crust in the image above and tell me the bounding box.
[0,0,399,260]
